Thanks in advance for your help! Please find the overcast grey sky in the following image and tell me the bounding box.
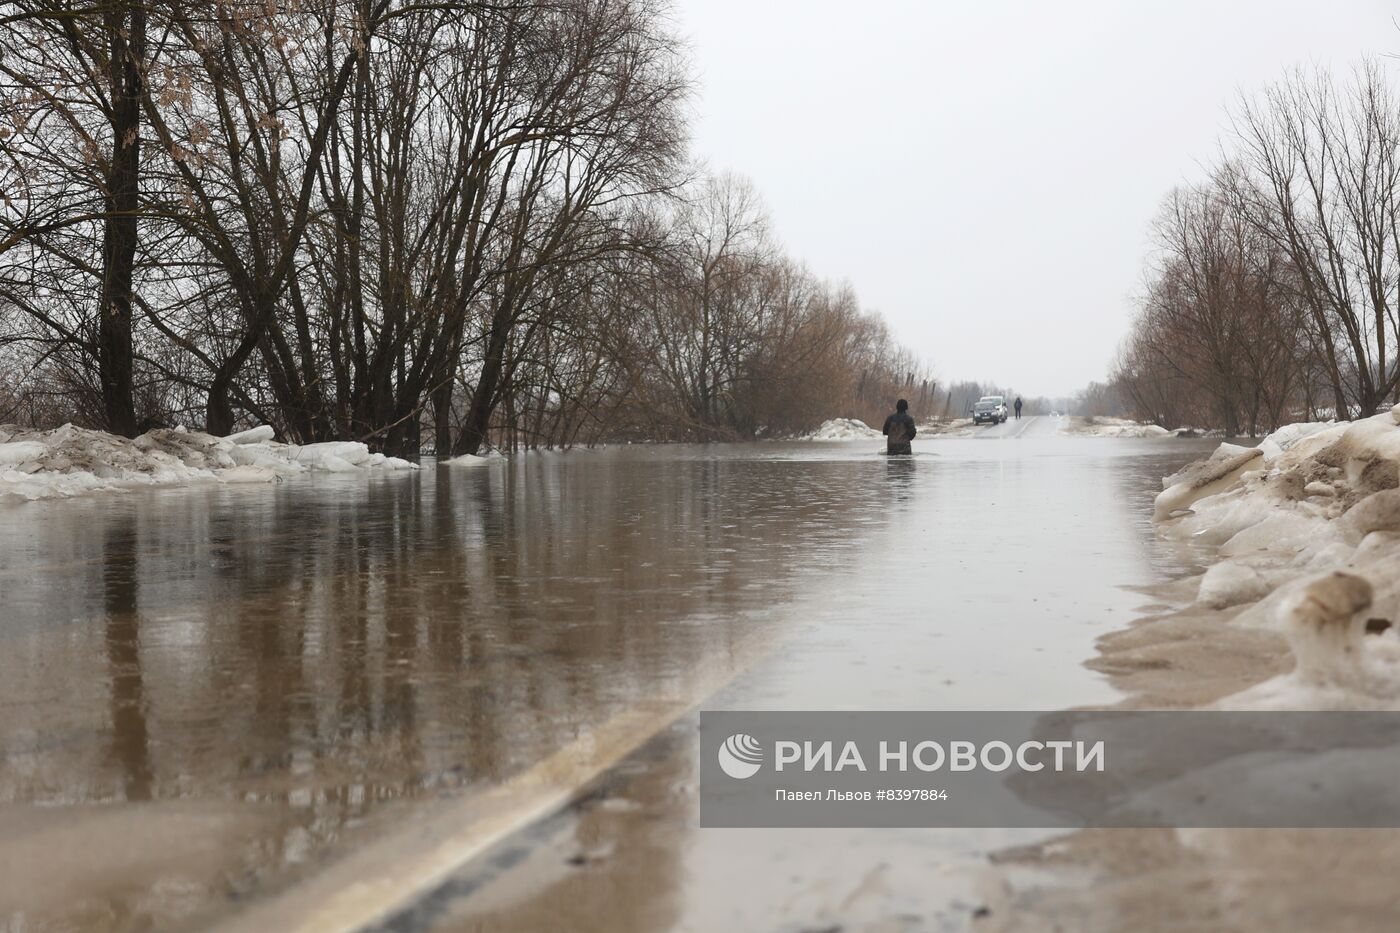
[673,0,1396,398]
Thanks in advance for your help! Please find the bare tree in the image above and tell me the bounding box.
[0,1,926,449]
[1229,63,1400,419]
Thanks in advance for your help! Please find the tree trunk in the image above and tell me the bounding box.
[433,378,453,456]
[98,2,145,437]
[453,310,511,456]
[206,374,237,437]
[205,298,266,435]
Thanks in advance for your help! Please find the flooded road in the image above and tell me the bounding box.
[0,419,1215,930]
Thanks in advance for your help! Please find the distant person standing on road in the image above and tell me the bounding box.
[1014,397,1023,420]
[882,399,917,455]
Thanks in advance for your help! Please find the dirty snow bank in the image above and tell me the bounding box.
[800,418,882,440]
[1154,406,1400,708]
[918,418,976,438]
[0,423,417,501]
[1060,416,1171,438]
[796,417,981,440]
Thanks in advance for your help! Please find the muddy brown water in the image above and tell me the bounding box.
[0,421,1218,930]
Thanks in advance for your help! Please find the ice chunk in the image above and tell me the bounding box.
[1340,490,1400,545]
[1301,540,1357,571]
[229,444,301,474]
[225,425,276,445]
[312,453,359,472]
[220,466,279,484]
[1220,512,1323,558]
[288,441,374,467]
[1197,560,1285,609]
[0,441,48,465]
[1154,447,1262,520]
[1257,421,1337,461]
[1214,572,1396,709]
[1338,414,1400,467]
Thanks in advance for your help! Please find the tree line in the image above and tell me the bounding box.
[0,0,926,455]
[1115,62,1400,435]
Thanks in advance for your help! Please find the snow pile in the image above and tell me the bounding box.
[801,418,882,440]
[0,423,417,501]
[1153,412,1398,540]
[442,451,506,467]
[918,418,976,438]
[1156,406,1400,708]
[1060,416,1171,438]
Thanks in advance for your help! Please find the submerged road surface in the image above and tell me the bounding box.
[0,427,1214,931]
[971,413,1057,439]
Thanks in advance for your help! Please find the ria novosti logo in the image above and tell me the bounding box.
[718,733,763,779]
[715,731,1108,780]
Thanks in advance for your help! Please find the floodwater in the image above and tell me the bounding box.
[0,416,1216,931]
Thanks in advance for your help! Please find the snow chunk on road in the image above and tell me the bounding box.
[801,418,882,440]
[0,424,417,502]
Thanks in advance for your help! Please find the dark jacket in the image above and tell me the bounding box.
[882,411,916,446]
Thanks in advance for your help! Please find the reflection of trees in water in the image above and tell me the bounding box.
[0,453,899,923]
[102,511,152,802]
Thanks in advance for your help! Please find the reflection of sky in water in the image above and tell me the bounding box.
[0,435,1216,929]
[661,439,1221,932]
[374,436,1221,933]
[727,438,1219,711]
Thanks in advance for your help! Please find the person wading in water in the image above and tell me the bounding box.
[882,399,917,455]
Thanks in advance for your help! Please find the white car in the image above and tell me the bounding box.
[973,395,1009,425]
